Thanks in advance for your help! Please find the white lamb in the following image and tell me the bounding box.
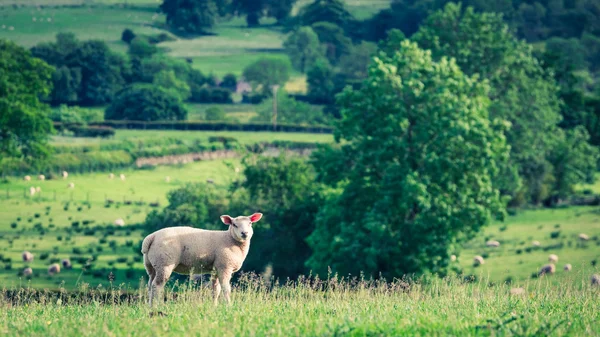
[62,171,68,179]
[24,175,31,181]
[578,233,589,241]
[114,218,125,226]
[548,254,559,263]
[67,182,75,189]
[473,255,485,266]
[38,174,45,181]
[109,173,115,179]
[120,174,126,181]
[142,213,263,307]
[29,187,36,196]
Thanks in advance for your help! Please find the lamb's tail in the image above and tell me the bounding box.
[141,233,155,255]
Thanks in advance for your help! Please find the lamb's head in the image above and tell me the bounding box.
[220,213,263,242]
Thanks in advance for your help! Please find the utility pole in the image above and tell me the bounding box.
[272,85,280,131]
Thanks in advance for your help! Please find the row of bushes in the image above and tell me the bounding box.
[86,121,333,133]
[0,139,320,177]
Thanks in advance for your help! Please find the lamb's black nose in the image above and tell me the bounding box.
[241,232,248,238]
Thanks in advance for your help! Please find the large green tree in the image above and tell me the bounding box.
[283,26,325,73]
[242,58,291,96]
[0,40,54,160]
[412,3,581,204]
[307,40,509,278]
[105,84,187,121]
[161,0,221,33]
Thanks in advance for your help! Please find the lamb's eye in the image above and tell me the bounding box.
[232,223,238,228]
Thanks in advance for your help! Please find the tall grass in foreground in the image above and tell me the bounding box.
[0,273,598,337]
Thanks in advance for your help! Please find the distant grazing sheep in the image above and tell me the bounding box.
[24,175,31,181]
[29,187,36,196]
[510,287,525,296]
[142,213,263,306]
[165,176,171,183]
[67,182,75,189]
[548,254,559,263]
[61,259,72,269]
[22,251,34,262]
[539,263,556,276]
[38,174,45,181]
[564,264,572,271]
[62,171,68,179]
[592,274,600,286]
[23,267,33,277]
[48,263,61,275]
[114,218,125,226]
[578,233,589,241]
[120,174,126,181]
[450,255,457,262]
[109,173,115,179]
[473,256,485,266]
[35,186,41,193]
[486,240,500,247]
[532,240,541,247]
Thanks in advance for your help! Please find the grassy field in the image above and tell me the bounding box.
[0,275,598,336]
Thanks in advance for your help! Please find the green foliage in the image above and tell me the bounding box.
[0,39,54,161]
[232,155,321,278]
[72,126,115,138]
[336,41,376,82]
[219,73,237,92]
[300,0,353,27]
[283,26,325,73]
[306,59,335,104]
[307,40,509,278]
[144,183,228,231]
[50,105,103,125]
[311,22,352,65]
[413,3,571,205]
[190,87,233,103]
[31,34,127,106]
[160,0,219,33]
[105,84,187,121]
[153,70,191,101]
[128,37,158,60]
[242,58,291,96]
[254,89,329,125]
[121,28,136,44]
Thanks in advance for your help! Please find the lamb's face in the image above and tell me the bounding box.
[220,213,263,242]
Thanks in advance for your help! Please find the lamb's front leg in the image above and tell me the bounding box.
[211,274,221,305]
[217,269,233,305]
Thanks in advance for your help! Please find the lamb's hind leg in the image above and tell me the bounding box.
[144,256,156,306]
[211,272,221,306]
[150,264,175,308]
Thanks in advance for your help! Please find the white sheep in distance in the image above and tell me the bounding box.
[165,176,171,183]
[38,174,45,181]
[486,240,500,247]
[24,175,31,181]
[564,264,572,271]
[548,254,559,263]
[109,173,115,179]
[532,240,541,247]
[142,213,263,307]
[67,182,75,189]
[23,267,33,277]
[62,171,68,179]
[22,251,34,262]
[35,186,41,193]
[62,259,72,269]
[48,263,61,275]
[539,263,556,276]
[578,233,589,241]
[473,255,485,266]
[450,255,457,262]
[510,287,526,296]
[114,218,125,226]
[120,174,126,181]
[29,187,36,196]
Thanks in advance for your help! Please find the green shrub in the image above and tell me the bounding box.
[72,126,115,138]
[105,84,187,121]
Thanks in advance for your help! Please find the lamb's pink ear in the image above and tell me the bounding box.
[220,215,233,225]
[249,213,263,223]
